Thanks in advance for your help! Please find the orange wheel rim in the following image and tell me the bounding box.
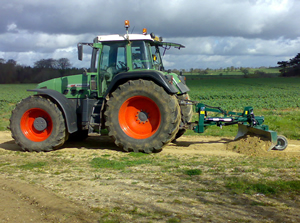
[119,96,161,139]
[20,108,53,142]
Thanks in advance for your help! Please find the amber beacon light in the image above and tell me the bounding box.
[124,20,130,28]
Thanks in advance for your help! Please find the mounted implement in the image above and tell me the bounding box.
[9,20,287,153]
[182,101,287,151]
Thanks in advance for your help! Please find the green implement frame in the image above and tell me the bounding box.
[186,102,278,151]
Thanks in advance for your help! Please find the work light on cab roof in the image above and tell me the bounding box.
[124,20,163,42]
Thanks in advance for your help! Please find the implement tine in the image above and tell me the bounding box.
[235,124,249,140]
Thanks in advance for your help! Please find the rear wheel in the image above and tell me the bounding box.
[104,79,181,153]
[10,96,67,152]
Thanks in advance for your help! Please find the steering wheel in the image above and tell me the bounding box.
[118,61,127,69]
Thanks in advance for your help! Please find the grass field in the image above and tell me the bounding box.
[0,76,299,139]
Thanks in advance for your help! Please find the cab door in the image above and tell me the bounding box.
[98,41,127,95]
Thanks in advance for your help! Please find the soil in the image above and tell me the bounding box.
[0,131,300,222]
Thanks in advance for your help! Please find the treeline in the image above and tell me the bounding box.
[169,66,271,75]
[1,54,299,84]
[277,53,300,77]
[0,58,84,84]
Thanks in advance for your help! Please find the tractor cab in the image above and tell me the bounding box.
[77,20,185,95]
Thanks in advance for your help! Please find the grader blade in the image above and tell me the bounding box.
[235,124,278,151]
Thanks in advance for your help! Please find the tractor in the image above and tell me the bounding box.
[9,20,288,153]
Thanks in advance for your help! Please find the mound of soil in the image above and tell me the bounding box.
[226,135,272,156]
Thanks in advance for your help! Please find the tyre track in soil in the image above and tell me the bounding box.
[0,131,299,222]
[0,176,98,223]
[0,131,98,223]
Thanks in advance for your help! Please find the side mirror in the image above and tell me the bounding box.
[77,44,83,61]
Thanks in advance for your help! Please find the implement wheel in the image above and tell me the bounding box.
[273,135,288,151]
[10,96,67,152]
[104,80,181,153]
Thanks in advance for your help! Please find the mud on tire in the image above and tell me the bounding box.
[104,79,181,153]
[10,96,67,152]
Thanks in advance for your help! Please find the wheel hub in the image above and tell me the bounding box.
[137,110,149,123]
[33,117,47,131]
[119,95,161,139]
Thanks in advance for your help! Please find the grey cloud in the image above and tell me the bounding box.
[1,0,299,38]
[0,0,299,69]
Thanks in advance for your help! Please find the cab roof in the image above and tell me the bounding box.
[95,34,185,49]
[96,34,153,42]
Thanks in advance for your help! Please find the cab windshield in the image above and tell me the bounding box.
[131,41,164,71]
[131,41,153,70]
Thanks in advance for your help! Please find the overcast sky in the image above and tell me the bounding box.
[0,0,299,70]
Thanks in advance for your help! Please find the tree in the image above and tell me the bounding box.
[57,58,72,70]
[277,61,288,76]
[289,53,300,68]
[34,58,57,69]
[277,53,300,77]
[240,67,249,76]
[6,59,17,66]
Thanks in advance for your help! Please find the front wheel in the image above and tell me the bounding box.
[10,96,67,152]
[104,80,181,153]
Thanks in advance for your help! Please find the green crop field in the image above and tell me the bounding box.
[0,84,36,130]
[187,77,300,139]
[183,67,280,77]
[187,77,300,110]
[186,77,300,139]
[0,77,299,139]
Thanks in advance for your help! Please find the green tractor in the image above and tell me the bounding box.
[9,20,287,153]
[10,21,192,153]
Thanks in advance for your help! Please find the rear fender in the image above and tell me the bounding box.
[105,70,180,96]
[28,89,78,134]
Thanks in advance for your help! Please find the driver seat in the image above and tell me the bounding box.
[106,66,117,82]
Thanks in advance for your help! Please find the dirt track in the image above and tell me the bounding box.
[0,131,300,222]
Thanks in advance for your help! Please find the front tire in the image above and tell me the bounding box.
[10,96,67,152]
[104,80,181,153]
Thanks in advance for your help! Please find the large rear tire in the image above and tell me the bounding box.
[10,96,67,152]
[104,80,181,153]
[173,93,193,141]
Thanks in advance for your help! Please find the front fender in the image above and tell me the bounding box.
[28,89,78,134]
